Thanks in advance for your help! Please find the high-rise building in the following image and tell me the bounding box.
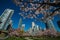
[36,25,39,31]
[21,24,25,30]
[0,9,14,30]
[18,18,25,31]
[18,18,22,28]
[28,22,43,36]
[32,22,35,29]
[4,19,13,30]
[57,20,60,28]
[6,20,13,31]
[28,22,35,35]
[46,17,56,31]
[45,23,49,29]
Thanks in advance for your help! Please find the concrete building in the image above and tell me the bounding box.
[0,9,14,30]
[32,22,35,29]
[28,22,42,36]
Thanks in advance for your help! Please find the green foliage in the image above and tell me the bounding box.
[5,36,26,40]
[5,36,60,40]
[32,36,60,40]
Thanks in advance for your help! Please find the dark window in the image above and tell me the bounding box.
[0,21,2,24]
[45,23,49,29]
[57,20,60,28]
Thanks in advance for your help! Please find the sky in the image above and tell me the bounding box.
[0,0,60,32]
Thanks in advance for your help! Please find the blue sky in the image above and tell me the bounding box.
[0,0,60,31]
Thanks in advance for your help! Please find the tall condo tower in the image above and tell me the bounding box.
[0,9,14,30]
[45,16,56,31]
[32,22,35,29]
[18,18,22,29]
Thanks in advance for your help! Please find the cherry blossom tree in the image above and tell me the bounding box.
[13,0,60,21]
